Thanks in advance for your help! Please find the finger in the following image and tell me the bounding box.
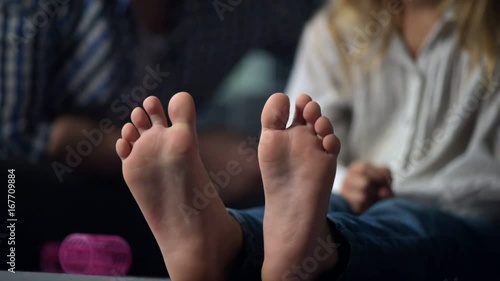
[348,176,370,192]
[377,166,392,177]
[339,188,362,213]
[377,186,394,199]
[351,193,376,215]
[351,161,383,182]
[343,176,379,203]
[354,165,389,185]
[350,161,372,174]
[375,166,393,184]
[351,161,392,184]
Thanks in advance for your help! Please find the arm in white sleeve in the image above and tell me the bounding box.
[438,92,500,219]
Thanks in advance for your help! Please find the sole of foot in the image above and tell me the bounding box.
[116,93,243,281]
[259,93,341,281]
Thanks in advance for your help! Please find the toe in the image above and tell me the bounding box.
[131,107,152,134]
[121,123,140,143]
[314,116,334,137]
[261,93,290,130]
[168,92,196,125]
[116,138,132,160]
[322,134,341,155]
[144,96,169,127]
[291,94,312,126]
[303,101,322,126]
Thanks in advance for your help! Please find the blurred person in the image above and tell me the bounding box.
[287,0,500,218]
[0,0,130,177]
[116,0,500,280]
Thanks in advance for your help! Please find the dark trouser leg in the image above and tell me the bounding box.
[327,198,500,280]
[228,195,500,281]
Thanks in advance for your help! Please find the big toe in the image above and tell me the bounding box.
[168,92,197,125]
[261,93,290,130]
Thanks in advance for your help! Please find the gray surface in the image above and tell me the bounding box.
[0,271,169,281]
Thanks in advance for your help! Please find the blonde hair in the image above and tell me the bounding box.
[328,0,500,81]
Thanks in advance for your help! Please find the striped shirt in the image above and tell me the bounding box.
[0,0,130,162]
[287,10,500,219]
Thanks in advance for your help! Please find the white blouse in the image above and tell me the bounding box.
[286,10,500,219]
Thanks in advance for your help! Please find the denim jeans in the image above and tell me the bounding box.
[227,195,500,281]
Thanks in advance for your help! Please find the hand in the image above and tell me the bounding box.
[48,116,122,177]
[340,161,393,214]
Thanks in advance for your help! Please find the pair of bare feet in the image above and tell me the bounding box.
[115,92,341,281]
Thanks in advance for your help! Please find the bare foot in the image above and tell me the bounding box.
[259,94,341,281]
[116,93,243,281]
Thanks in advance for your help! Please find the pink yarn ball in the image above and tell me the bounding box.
[59,233,132,276]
